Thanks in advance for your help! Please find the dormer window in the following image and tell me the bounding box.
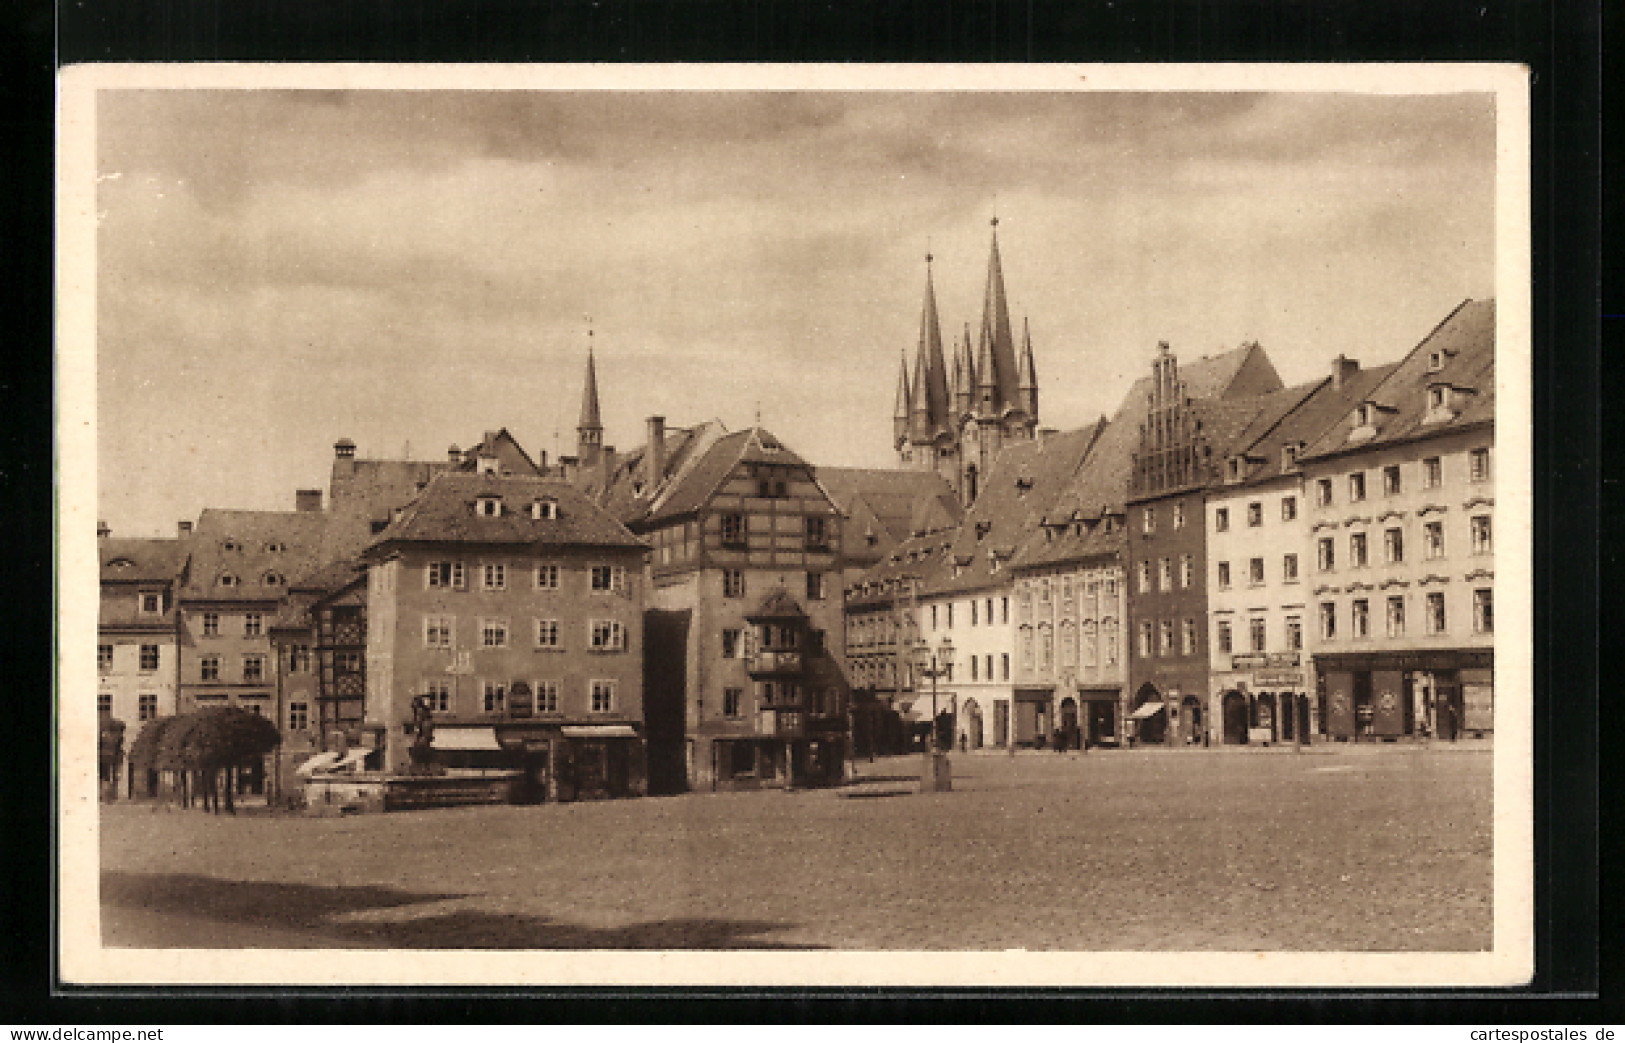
[138,591,162,614]
[265,541,285,553]
[1348,403,1379,444]
[1429,386,1445,409]
[263,571,283,586]
[476,496,502,517]
[218,572,238,588]
[222,538,239,552]
[1424,383,1460,424]
[1227,457,1243,482]
[530,499,559,521]
[478,457,498,475]
[1282,443,1301,472]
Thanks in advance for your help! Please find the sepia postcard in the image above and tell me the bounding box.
[57,62,1532,988]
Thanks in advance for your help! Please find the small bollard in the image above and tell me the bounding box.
[919,750,952,792]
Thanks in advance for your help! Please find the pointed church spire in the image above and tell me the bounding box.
[576,331,603,469]
[893,348,913,447]
[954,322,976,418]
[918,254,951,437]
[1018,316,1039,420]
[909,336,933,444]
[979,216,1020,413]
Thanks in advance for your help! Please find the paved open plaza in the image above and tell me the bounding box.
[99,745,1492,952]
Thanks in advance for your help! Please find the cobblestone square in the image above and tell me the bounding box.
[100,745,1492,952]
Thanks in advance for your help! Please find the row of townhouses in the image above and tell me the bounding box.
[97,223,1496,805]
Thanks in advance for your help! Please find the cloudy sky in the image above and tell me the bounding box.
[94,87,1496,537]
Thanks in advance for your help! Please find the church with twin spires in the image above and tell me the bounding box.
[893,219,1041,508]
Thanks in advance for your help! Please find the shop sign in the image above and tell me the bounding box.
[1254,669,1304,686]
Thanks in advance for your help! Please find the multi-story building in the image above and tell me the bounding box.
[894,221,1040,507]
[911,424,1101,749]
[1297,300,1496,742]
[1205,358,1397,745]
[1124,340,1287,745]
[358,472,650,799]
[816,467,961,589]
[1007,409,1138,747]
[97,526,188,794]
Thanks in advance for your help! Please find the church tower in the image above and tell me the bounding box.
[576,339,604,472]
[895,254,959,488]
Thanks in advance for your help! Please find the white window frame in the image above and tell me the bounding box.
[139,693,159,721]
[139,643,160,672]
[424,615,455,649]
[589,619,625,652]
[482,563,508,591]
[1473,588,1493,634]
[535,564,560,589]
[242,654,264,682]
[1424,521,1446,560]
[422,679,452,713]
[535,618,561,649]
[427,561,467,590]
[1471,515,1493,555]
[534,679,561,713]
[590,679,616,714]
[1426,592,1447,634]
[482,680,507,714]
[200,654,220,681]
[480,617,510,649]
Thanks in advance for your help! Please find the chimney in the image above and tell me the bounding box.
[333,437,357,481]
[603,446,618,481]
[1332,355,1360,390]
[295,489,322,513]
[96,520,110,538]
[645,416,666,485]
[178,520,193,538]
[447,444,461,463]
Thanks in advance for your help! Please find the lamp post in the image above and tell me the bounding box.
[914,635,956,752]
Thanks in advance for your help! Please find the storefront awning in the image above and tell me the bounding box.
[1129,702,1166,720]
[295,751,342,776]
[432,726,502,751]
[560,724,638,739]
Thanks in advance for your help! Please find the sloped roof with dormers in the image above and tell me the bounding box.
[362,472,646,557]
[179,509,329,604]
[100,536,188,585]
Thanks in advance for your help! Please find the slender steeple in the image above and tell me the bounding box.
[909,336,933,444]
[918,254,951,438]
[893,348,913,447]
[978,217,1020,413]
[576,334,603,469]
[1018,316,1038,419]
[953,323,976,418]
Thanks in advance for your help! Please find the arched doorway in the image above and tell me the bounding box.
[1132,684,1166,745]
[1222,690,1249,745]
[962,698,984,750]
[1059,697,1079,750]
[1181,695,1204,745]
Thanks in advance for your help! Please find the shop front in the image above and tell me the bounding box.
[1313,649,1492,742]
[1216,653,1311,745]
[1013,688,1052,747]
[427,720,646,801]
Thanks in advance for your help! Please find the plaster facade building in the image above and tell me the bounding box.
[97,529,188,793]
[1297,300,1496,742]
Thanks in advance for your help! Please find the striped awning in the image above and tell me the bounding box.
[431,726,502,751]
[561,725,638,739]
[1129,701,1166,720]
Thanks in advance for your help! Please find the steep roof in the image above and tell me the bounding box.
[578,349,603,430]
[1300,299,1495,461]
[99,537,187,584]
[817,467,962,543]
[315,458,447,580]
[1222,365,1399,490]
[633,426,813,529]
[978,224,1022,411]
[586,420,727,525]
[180,509,329,603]
[363,472,646,555]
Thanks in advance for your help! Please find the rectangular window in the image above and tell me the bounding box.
[98,693,112,715]
[98,644,113,672]
[1283,553,1299,582]
[289,644,311,672]
[1473,588,1493,633]
[1469,447,1492,482]
[1286,618,1303,651]
[723,687,743,718]
[946,603,954,628]
[721,628,740,659]
[1248,557,1265,586]
[1157,558,1172,592]
[1316,478,1334,507]
[1281,496,1298,521]
[1350,532,1368,568]
[289,701,309,731]
[1181,618,1197,656]
[1427,592,1447,634]
[1423,456,1443,488]
[1383,465,1402,496]
[1349,472,1366,502]
[1424,521,1445,559]
[590,680,616,713]
[1172,503,1186,530]
[1001,653,1011,680]
[200,655,220,681]
[1217,561,1231,589]
[535,619,560,648]
[970,600,979,626]
[1352,599,1370,638]
[806,572,826,601]
[1386,596,1406,637]
[970,657,979,681]
[427,561,466,589]
[1138,621,1153,658]
[1318,537,1335,572]
[1214,508,1229,532]
[202,612,220,637]
[1179,555,1193,588]
[591,564,626,592]
[482,563,507,591]
[1039,579,1051,603]
[1248,617,1266,653]
[243,612,262,637]
[1319,603,1337,640]
[1159,620,1175,656]
[1471,515,1492,554]
[424,615,454,649]
[139,693,158,720]
[423,679,452,713]
[590,619,625,651]
[480,618,509,649]
[1217,620,1233,653]
[1247,502,1263,527]
[535,564,560,589]
[723,569,746,599]
[1142,507,1156,534]
[139,591,162,614]
[1001,597,1009,623]
[139,644,159,671]
[1137,561,1152,593]
[1385,527,1405,564]
[242,655,264,682]
[483,680,506,714]
[805,516,829,549]
[720,512,746,547]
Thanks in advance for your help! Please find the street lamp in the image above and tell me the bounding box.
[914,635,955,752]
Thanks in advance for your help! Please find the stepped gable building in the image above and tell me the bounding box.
[357,472,650,799]
[587,404,850,791]
[1006,405,1139,748]
[97,527,189,795]
[894,220,1040,507]
[900,423,1101,750]
[1204,357,1398,747]
[1123,340,1288,745]
[1296,299,1496,743]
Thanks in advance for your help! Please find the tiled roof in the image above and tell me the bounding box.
[1222,365,1399,489]
[363,472,646,555]
[180,509,329,603]
[640,426,811,528]
[1010,415,1135,571]
[588,420,727,525]
[313,458,448,581]
[99,537,187,584]
[1300,299,1495,461]
[747,589,808,620]
[817,467,963,547]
